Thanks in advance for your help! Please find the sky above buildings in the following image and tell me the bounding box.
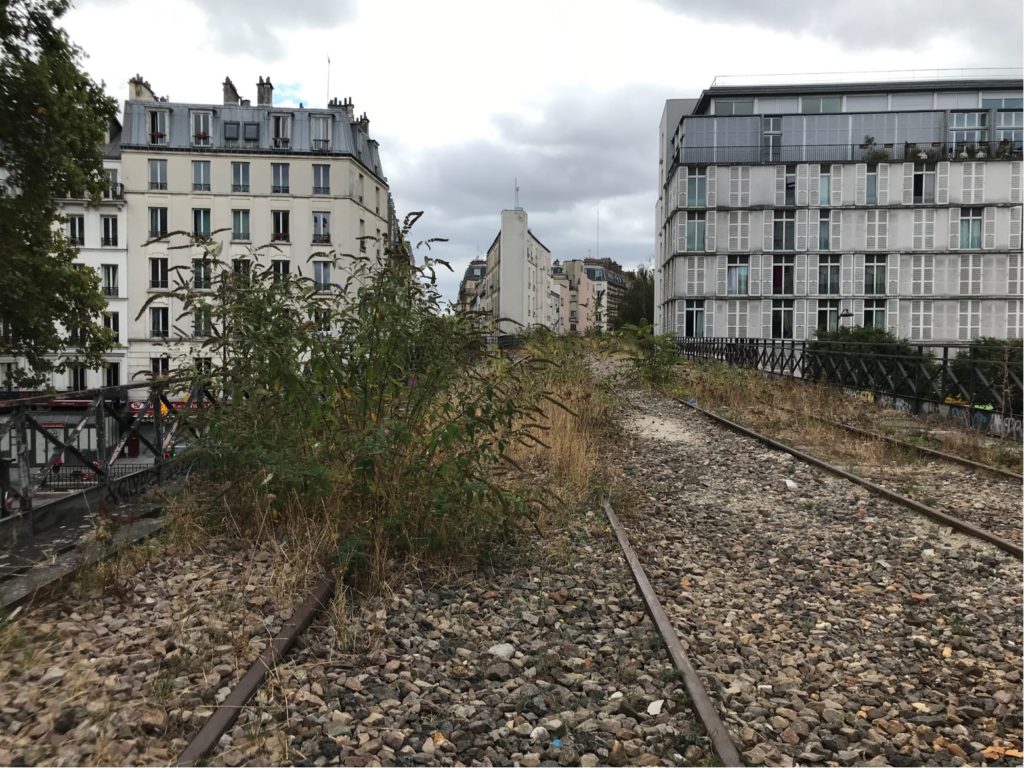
[64,0,1023,302]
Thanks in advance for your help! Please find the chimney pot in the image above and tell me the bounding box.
[223,76,240,105]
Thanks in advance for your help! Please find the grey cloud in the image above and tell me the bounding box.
[647,0,1022,62]
[79,0,357,59]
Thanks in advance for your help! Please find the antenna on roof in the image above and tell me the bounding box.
[326,54,331,107]
[596,204,600,261]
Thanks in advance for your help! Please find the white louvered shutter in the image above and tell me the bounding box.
[795,254,806,295]
[706,212,717,252]
[1011,162,1022,203]
[854,254,865,294]
[830,210,842,251]
[706,299,715,337]
[983,207,996,249]
[775,166,786,206]
[677,167,688,207]
[807,165,820,207]
[854,298,865,324]
[795,298,806,340]
[830,165,843,206]
[739,212,750,251]
[807,254,818,295]
[936,162,950,205]
[750,254,760,296]
[855,164,866,205]
[949,207,960,250]
[676,217,686,253]
[763,211,774,251]
[729,168,740,207]
[707,168,717,208]
[797,164,809,206]
[740,168,750,206]
[913,210,924,251]
[761,298,772,338]
[877,211,888,251]
[669,178,676,211]
[962,163,975,204]
[924,210,935,250]
[728,212,739,252]
[878,164,890,205]
[796,209,808,251]
[887,254,900,295]
[841,255,853,296]
[902,163,914,204]
[886,299,898,334]
[972,163,984,204]
[717,255,727,295]
[1011,207,1022,250]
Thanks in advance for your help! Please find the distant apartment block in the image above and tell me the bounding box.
[656,72,1024,342]
[584,258,627,331]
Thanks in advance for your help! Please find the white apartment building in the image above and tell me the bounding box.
[121,75,391,382]
[472,208,554,335]
[656,73,1024,343]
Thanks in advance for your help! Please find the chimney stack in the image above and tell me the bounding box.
[128,74,157,102]
[343,97,354,121]
[257,76,274,106]
[223,76,240,105]
[357,112,369,133]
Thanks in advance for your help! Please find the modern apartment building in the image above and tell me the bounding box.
[584,258,627,331]
[122,75,391,382]
[470,209,554,335]
[656,73,1024,343]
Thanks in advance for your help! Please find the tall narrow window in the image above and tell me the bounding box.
[313,261,331,290]
[910,300,932,341]
[150,307,169,338]
[272,114,291,148]
[271,260,290,282]
[193,259,212,290]
[272,210,290,241]
[231,161,250,193]
[101,264,118,297]
[149,257,168,289]
[686,212,706,251]
[192,208,211,238]
[959,254,982,295]
[785,165,796,206]
[866,165,878,205]
[103,311,119,336]
[684,300,705,337]
[313,212,331,244]
[101,215,118,247]
[960,207,983,249]
[191,111,212,146]
[67,215,84,245]
[148,159,167,190]
[864,255,886,295]
[359,218,366,252]
[762,117,782,162]
[817,299,839,333]
[271,163,289,193]
[911,255,934,295]
[818,255,840,295]
[151,357,170,377]
[726,255,749,295]
[958,300,981,340]
[69,366,87,391]
[772,255,794,295]
[105,363,121,388]
[103,169,120,199]
[773,210,795,250]
[687,168,706,207]
[863,299,886,328]
[818,210,830,250]
[193,306,213,337]
[148,110,167,144]
[232,209,250,241]
[819,168,831,205]
[192,160,211,192]
[148,207,168,238]
[311,115,331,151]
[313,164,330,194]
[771,299,794,338]
[913,164,935,203]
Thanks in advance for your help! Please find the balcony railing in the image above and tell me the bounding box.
[231,184,249,193]
[102,286,118,297]
[193,183,211,192]
[148,229,168,239]
[150,279,168,289]
[232,231,250,242]
[193,133,211,147]
[101,236,118,247]
[313,186,330,195]
[272,137,291,148]
[193,279,212,290]
[271,185,289,193]
[673,140,1024,167]
[312,139,330,152]
[150,329,169,338]
[271,232,289,242]
[102,183,124,201]
[312,233,331,244]
[149,181,167,190]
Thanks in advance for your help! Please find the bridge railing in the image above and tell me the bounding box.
[674,337,1023,420]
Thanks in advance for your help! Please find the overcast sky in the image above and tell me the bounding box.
[63,0,1022,302]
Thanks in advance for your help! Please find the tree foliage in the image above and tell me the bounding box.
[612,264,654,330]
[0,0,117,385]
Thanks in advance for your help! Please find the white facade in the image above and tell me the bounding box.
[656,76,1024,343]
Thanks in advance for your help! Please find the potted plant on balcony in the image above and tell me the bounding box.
[194,131,209,141]
[150,131,165,141]
[995,139,1016,159]
[861,136,889,163]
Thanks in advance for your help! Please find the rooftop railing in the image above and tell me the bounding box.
[674,140,1022,167]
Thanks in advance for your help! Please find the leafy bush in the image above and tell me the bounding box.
[947,337,1023,415]
[621,322,679,385]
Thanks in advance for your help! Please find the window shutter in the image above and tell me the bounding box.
[740,212,750,251]
[795,254,806,295]
[795,298,807,340]
[878,164,889,205]
[1010,206,1022,250]
[913,209,924,250]
[761,298,772,338]
[983,207,996,249]
[877,211,888,251]
[750,254,760,296]
[729,168,740,207]
[717,255,727,295]
[830,165,843,206]
[830,210,842,251]
[936,162,950,205]
[676,217,686,253]
[925,210,935,250]
[797,164,809,206]
[807,165,820,208]
[855,164,866,205]
[1011,162,1022,203]
[728,212,739,252]
[707,168,717,208]
[841,254,853,295]
[949,207,960,250]
[740,168,750,206]
[866,212,876,252]
[902,163,914,205]
[887,254,900,295]
[678,167,688,207]
[807,254,818,294]
[775,166,786,206]
[669,180,676,211]
[706,212,717,252]
[973,163,984,204]
[962,163,975,204]
[854,254,865,294]
[763,211,774,251]
[886,298,898,334]
[854,298,864,323]
[706,299,715,337]
[796,209,808,251]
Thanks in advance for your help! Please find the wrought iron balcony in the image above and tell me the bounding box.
[231,184,249,193]
[101,236,118,247]
[313,186,330,195]
[312,139,330,152]
[149,181,167,191]
[271,185,289,193]
[102,286,118,297]
[193,183,211,192]
[271,232,290,242]
[272,137,291,149]
[232,231,250,242]
[102,183,124,200]
[312,233,331,244]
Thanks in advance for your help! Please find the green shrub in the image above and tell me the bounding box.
[948,337,1023,415]
[621,322,679,385]
[806,325,936,399]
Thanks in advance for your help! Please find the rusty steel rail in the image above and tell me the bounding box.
[603,498,743,767]
[676,398,1023,560]
[770,404,1022,481]
[178,574,336,766]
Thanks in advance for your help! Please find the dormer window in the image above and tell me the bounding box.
[272,114,291,148]
[311,115,331,151]
[148,110,168,144]
[191,111,212,147]
[224,121,240,143]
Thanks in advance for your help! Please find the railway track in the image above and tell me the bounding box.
[610,386,1022,766]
